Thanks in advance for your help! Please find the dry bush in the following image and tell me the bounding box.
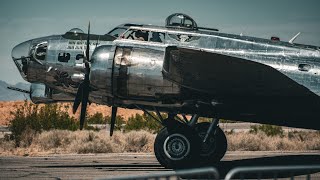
[0,139,15,152]
[0,101,144,126]
[74,139,113,154]
[19,127,38,148]
[69,131,113,154]
[227,131,320,151]
[28,130,155,154]
[32,130,75,150]
[109,132,127,152]
[1,130,319,156]
[123,130,155,152]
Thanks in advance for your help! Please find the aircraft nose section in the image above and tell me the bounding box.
[11,40,32,80]
[12,40,32,61]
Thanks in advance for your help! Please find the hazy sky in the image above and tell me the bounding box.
[1,0,320,84]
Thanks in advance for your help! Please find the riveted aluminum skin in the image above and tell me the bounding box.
[11,21,320,130]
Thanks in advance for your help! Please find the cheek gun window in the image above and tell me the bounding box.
[58,53,71,62]
[31,42,48,61]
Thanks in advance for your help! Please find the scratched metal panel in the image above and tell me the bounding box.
[90,45,115,96]
[199,36,217,49]
[112,42,180,98]
[127,46,166,96]
[46,39,62,63]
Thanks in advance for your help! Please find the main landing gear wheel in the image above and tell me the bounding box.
[195,122,227,165]
[154,121,199,169]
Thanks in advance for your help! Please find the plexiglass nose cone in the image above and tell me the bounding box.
[11,40,32,79]
[11,40,31,61]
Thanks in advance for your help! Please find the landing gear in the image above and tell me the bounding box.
[195,122,227,165]
[154,121,200,169]
[154,116,227,169]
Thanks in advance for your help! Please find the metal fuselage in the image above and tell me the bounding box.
[11,30,115,103]
[12,25,320,130]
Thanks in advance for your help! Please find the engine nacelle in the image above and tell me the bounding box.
[30,83,74,104]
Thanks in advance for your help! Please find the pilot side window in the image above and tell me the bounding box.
[58,53,71,62]
[122,29,165,43]
[149,32,165,43]
[122,29,149,41]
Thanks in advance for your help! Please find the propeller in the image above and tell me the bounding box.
[72,22,118,134]
[72,22,91,130]
[110,106,118,136]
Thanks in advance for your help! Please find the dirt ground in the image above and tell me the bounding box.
[0,101,143,126]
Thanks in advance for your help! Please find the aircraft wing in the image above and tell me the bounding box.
[162,46,316,98]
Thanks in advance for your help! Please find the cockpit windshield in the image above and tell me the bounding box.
[107,27,127,37]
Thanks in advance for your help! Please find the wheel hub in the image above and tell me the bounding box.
[198,131,216,156]
[163,133,190,160]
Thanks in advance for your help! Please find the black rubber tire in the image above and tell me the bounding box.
[154,122,199,169]
[195,122,227,165]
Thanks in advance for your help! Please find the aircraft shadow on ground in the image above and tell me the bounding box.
[209,154,320,179]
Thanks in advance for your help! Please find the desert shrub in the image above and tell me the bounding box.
[125,113,162,133]
[86,112,126,131]
[9,101,78,147]
[198,118,237,123]
[75,139,113,154]
[19,127,37,148]
[220,119,238,123]
[86,112,106,124]
[250,124,284,137]
[8,101,162,147]
[125,114,145,131]
[1,129,319,155]
[105,115,126,131]
[259,124,284,137]
[33,130,75,150]
[0,138,15,152]
[228,133,266,151]
[142,113,163,133]
[249,125,259,134]
[123,130,155,152]
[198,117,211,123]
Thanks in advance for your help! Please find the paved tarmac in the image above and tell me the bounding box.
[0,151,320,179]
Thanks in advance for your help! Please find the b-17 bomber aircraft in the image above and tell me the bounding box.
[10,13,320,169]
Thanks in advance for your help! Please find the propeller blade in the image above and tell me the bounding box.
[110,106,118,136]
[79,83,90,130]
[86,22,90,62]
[72,82,84,114]
[75,21,91,130]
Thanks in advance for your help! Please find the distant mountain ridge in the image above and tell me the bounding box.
[0,80,30,101]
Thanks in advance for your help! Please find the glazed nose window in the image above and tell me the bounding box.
[11,40,32,78]
[31,41,48,61]
[12,40,32,61]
